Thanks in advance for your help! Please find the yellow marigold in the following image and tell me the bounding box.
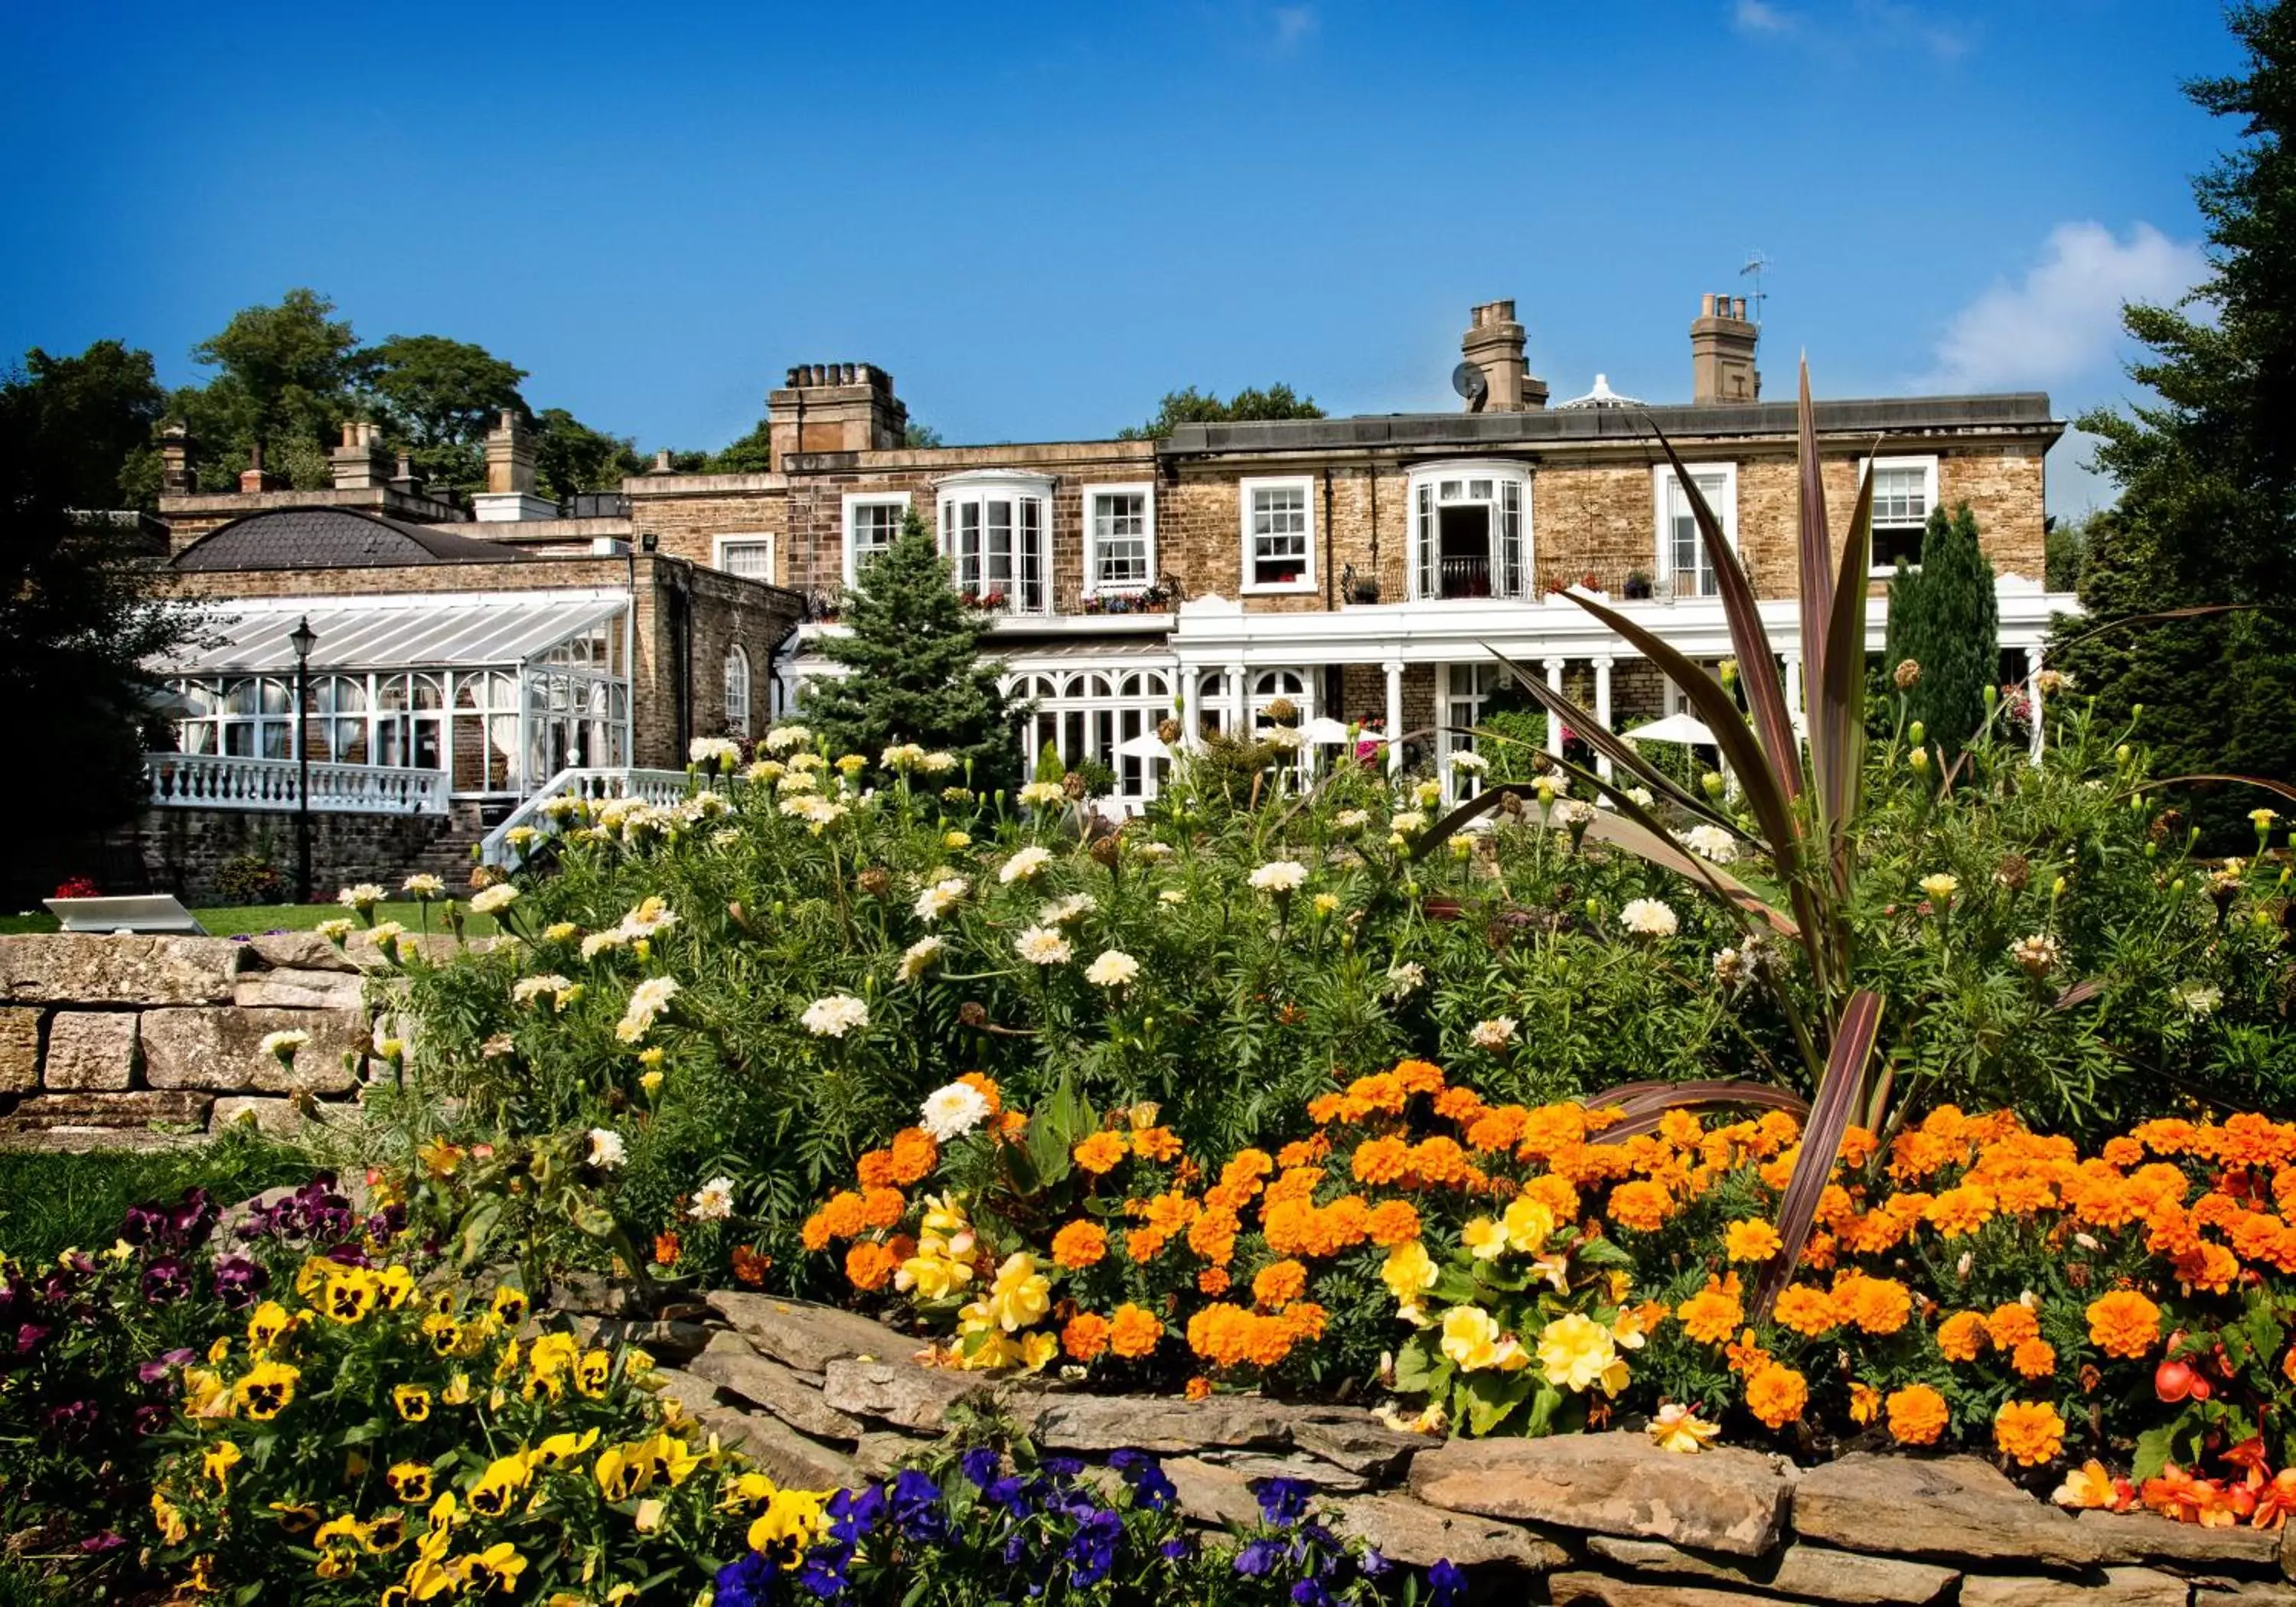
[1724,1218,1782,1263]
[1366,1199,1420,1247]
[1677,1277,1744,1345]
[1771,1285,1838,1338]
[1061,1312,1110,1362]
[2086,1289,2163,1359]
[1251,1260,1309,1309]
[1051,1221,1107,1270]
[1607,1179,1673,1233]
[2012,1337,2057,1379]
[1993,1399,2066,1466]
[1109,1303,1163,1360]
[1835,1274,1913,1337]
[1744,1363,1808,1429]
[1073,1132,1130,1175]
[1887,1384,1949,1446]
[1985,1302,2040,1350]
[1937,1309,1989,1362]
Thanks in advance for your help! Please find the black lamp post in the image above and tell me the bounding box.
[289,615,318,903]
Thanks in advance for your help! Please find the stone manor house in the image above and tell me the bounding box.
[135,293,2067,892]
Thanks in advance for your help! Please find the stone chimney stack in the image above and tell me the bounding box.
[160,420,194,496]
[1460,301,1548,412]
[238,442,284,494]
[1691,292,1761,405]
[765,363,909,472]
[473,409,559,522]
[330,420,386,491]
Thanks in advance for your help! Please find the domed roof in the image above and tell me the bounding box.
[171,507,526,572]
[1554,373,1646,411]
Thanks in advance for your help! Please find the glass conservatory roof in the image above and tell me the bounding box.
[153,593,627,676]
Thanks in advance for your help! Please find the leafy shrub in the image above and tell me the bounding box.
[214,850,287,905]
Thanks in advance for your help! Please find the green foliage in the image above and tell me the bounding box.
[802,512,1023,794]
[9,341,166,509]
[532,406,644,502]
[2046,512,2092,592]
[178,287,363,490]
[1117,384,1325,441]
[2053,1,2296,845]
[1883,502,1999,755]
[0,1128,311,1263]
[360,333,530,493]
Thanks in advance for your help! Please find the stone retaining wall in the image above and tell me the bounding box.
[643,1292,2296,1606]
[0,931,481,1149]
[119,807,448,905]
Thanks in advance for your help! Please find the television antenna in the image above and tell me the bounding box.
[1740,251,1770,327]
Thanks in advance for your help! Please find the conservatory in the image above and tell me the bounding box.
[148,589,633,810]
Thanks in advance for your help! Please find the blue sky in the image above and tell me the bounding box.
[0,1,2242,514]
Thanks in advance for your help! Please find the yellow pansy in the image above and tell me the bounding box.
[202,1439,243,1490]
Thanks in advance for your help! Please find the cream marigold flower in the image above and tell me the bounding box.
[1014,926,1072,966]
[689,1176,736,1221]
[800,994,870,1038]
[259,1028,309,1061]
[512,973,575,1007]
[897,937,944,983]
[2010,933,2061,976]
[1084,949,1140,988]
[915,877,969,921]
[1000,846,1055,884]
[615,976,680,1043]
[762,724,812,755]
[2170,980,2222,1017]
[689,736,742,768]
[337,883,387,911]
[1681,825,1737,863]
[1248,859,1308,894]
[1918,872,1959,905]
[469,884,520,916]
[1332,808,1370,832]
[586,1128,627,1170]
[1018,781,1068,809]
[1619,898,1678,937]
[919,1081,993,1142]
[1038,893,1096,925]
[400,872,445,898]
[1469,1017,1518,1051]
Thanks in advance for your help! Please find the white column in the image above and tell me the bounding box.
[1782,653,1803,722]
[1180,668,1203,749]
[1593,656,1614,781]
[1228,660,1248,735]
[2025,644,2044,765]
[1543,657,1566,758]
[1432,662,1450,797]
[1382,658,1404,776]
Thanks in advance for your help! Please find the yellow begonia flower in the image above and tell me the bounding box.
[1380,1240,1439,1315]
[1647,1402,1721,1453]
[1502,1197,1555,1254]
[987,1253,1051,1332]
[1535,1312,1624,1393]
[1439,1305,1503,1371]
[1460,1216,1508,1262]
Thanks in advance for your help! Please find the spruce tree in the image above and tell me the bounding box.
[1883,501,1999,755]
[803,511,1022,793]
[2052,2,2296,842]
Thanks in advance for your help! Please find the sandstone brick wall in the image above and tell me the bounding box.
[0,931,489,1150]
[122,807,444,905]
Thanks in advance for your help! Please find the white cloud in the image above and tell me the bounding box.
[1272,5,1318,48]
[1925,221,2206,393]
[1733,0,1793,33]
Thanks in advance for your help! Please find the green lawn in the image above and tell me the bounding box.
[1,901,501,938]
[0,1129,317,1263]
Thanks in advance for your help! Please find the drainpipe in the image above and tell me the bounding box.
[622,544,638,768]
[1321,467,1335,611]
[667,563,694,758]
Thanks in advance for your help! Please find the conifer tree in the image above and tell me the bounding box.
[1883,502,1999,755]
[2052,2,2296,842]
[804,511,1022,793]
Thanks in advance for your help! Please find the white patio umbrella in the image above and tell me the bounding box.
[1622,712,1719,746]
[1297,715,1354,745]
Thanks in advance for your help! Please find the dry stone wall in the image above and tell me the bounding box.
[0,931,483,1149]
[639,1292,2296,1605]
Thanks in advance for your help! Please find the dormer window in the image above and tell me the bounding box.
[1407,461,1531,600]
[936,471,1054,614]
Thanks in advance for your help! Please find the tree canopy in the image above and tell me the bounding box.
[1117,383,1324,441]
[361,334,529,491]
[801,510,1021,794]
[2050,1,2296,841]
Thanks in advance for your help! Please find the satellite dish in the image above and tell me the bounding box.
[1451,362,1489,408]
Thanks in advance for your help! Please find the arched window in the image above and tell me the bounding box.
[937,471,1055,615]
[1407,461,1532,600]
[725,645,752,738]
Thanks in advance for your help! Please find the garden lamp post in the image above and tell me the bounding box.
[289,615,318,904]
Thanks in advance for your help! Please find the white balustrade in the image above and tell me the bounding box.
[478,767,692,865]
[145,753,448,815]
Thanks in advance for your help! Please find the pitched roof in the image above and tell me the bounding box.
[171,507,527,572]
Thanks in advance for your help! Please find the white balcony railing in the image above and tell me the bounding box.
[478,766,690,865]
[146,752,449,815]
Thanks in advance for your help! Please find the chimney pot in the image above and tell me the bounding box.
[484,409,536,497]
[654,449,674,472]
[1459,299,1547,412]
[1691,292,1762,405]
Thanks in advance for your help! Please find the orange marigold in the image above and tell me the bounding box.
[1393,1058,1445,1094]
[1280,1301,1328,1344]
[654,1231,681,1266]
[1132,1126,1183,1162]
[1408,1137,1471,1188]
[957,1072,1003,1115]
[1251,1259,1308,1309]
[1985,1302,2040,1350]
[1366,1199,1421,1247]
[1835,1274,1913,1337]
[1188,1205,1241,1266]
[1125,1228,1169,1263]
[1051,1220,1108,1270]
[1678,1276,1745,1345]
[1186,1303,1252,1367]
[1062,1312,1110,1361]
[859,1188,906,1231]
[1352,1136,1412,1186]
[2086,1289,2163,1359]
[1185,1374,1213,1401]
[1108,1302,1163,1360]
[1607,1179,1673,1233]
[1771,1285,1838,1338]
[818,1191,868,1241]
[2101,1136,2144,1169]
[2012,1337,2057,1379]
[1223,1150,1275,1192]
[845,1240,898,1292]
[856,1149,897,1189]
[1724,1218,1782,1263]
[1744,1363,1808,1429]
[1074,1132,1130,1175]
[1887,1383,1949,1446]
[1924,1184,1997,1238]
[1994,1399,2066,1466]
[1516,1103,1588,1161]
[885,1128,939,1186]
[1937,1309,1989,1362]
[1521,1173,1581,1222]
[1465,1107,1529,1154]
[1197,1267,1231,1296]
[800,1211,833,1253]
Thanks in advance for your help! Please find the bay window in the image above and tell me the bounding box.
[937,472,1054,614]
[1407,461,1531,599]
